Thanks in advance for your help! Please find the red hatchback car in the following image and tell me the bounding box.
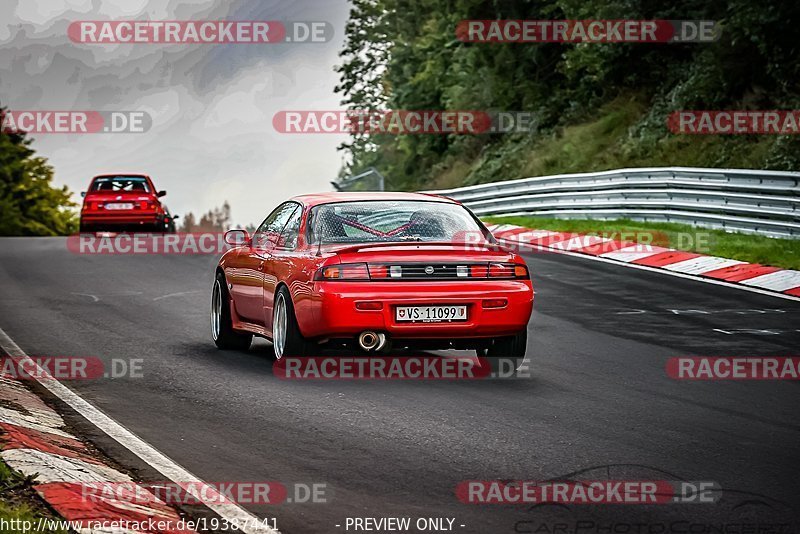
[212,192,534,369]
[80,174,170,233]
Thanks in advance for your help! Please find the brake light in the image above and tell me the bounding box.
[488,263,514,278]
[315,262,528,280]
[470,265,488,278]
[487,263,529,279]
[315,263,370,280]
[368,264,388,279]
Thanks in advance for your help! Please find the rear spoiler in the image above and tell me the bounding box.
[319,240,496,254]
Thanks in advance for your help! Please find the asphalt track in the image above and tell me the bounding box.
[1,237,799,533]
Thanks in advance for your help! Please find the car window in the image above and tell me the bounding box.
[277,206,302,249]
[90,176,150,193]
[307,200,485,244]
[253,202,299,250]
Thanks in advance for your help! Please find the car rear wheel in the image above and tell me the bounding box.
[211,273,252,350]
[273,287,310,359]
[482,330,527,375]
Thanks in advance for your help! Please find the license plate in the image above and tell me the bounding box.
[395,305,468,323]
[104,203,134,210]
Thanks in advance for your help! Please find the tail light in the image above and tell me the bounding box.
[315,263,370,280]
[316,262,529,281]
[368,264,389,279]
[488,263,528,279]
[470,265,488,278]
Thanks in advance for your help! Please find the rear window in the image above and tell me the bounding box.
[90,176,150,193]
[307,200,486,244]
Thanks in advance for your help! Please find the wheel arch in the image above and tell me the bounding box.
[275,281,290,296]
[274,281,311,338]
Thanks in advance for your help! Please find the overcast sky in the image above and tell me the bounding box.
[0,0,351,226]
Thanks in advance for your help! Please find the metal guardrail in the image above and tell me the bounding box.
[426,167,800,238]
[333,167,386,192]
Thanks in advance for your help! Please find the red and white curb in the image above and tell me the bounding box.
[0,328,278,534]
[486,224,800,300]
[0,375,193,534]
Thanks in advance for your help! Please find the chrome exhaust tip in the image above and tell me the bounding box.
[358,331,380,351]
[374,333,387,352]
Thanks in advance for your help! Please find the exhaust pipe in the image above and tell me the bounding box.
[358,331,387,352]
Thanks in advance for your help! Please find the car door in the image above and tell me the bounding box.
[263,204,302,334]
[228,203,293,323]
[235,202,298,324]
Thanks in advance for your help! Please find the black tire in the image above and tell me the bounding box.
[483,330,527,375]
[211,272,252,350]
[272,286,311,358]
[79,221,91,234]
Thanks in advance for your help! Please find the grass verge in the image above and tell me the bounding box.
[485,216,800,270]
[0,459,67,534]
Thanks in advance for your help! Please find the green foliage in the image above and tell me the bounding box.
[0,458,68,534]
[335,0,800,189]
[0,107,77,236]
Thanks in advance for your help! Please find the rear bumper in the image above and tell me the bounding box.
[301,280,533,339]
[80,213,161,227]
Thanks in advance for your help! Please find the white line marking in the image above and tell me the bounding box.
[0,327,279,534]
[153,290,200,301]
[72,293,100,302]
[72,292,143,302]
[500,238,800,303]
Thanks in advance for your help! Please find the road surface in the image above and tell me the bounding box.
[0,237,798,533]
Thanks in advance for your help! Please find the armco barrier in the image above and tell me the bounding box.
[426,167,800,238]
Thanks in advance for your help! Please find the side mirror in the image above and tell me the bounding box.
[172,214,180,219]
[80,192,86,197]
[157,190,167,197]
[224,229,250,247]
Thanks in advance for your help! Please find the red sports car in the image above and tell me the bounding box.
[211,192,534,370]
[80,174,170,233]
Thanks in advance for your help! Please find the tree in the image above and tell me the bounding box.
[179,201,232,232]
[178,212,196,232]
[0,106,78,235]
[334,0,800,188]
